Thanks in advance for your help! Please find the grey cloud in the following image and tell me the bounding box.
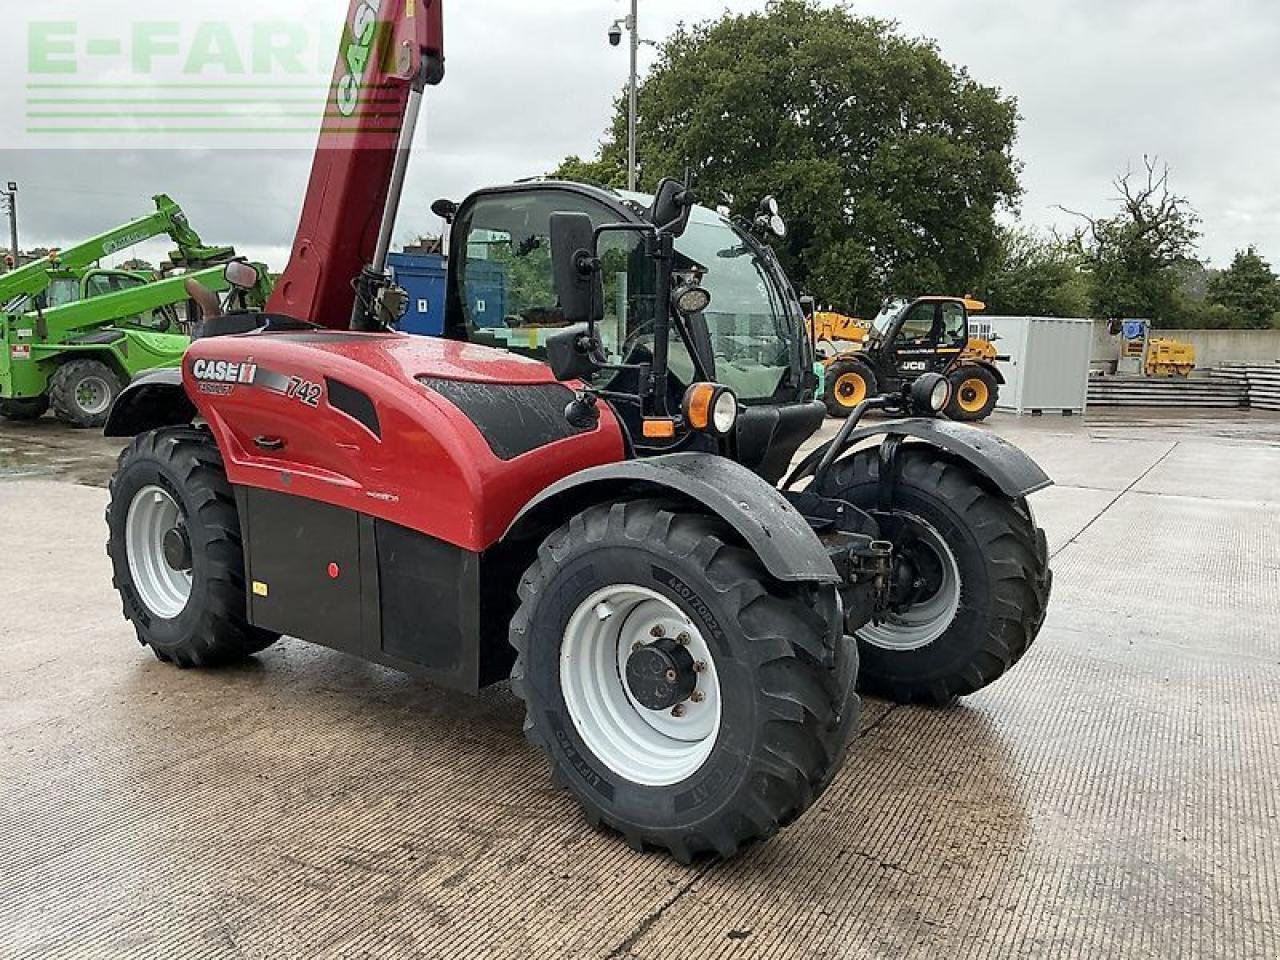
[1,0,1275,271]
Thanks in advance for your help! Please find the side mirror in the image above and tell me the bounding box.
[799,294,816,319]
[546,323,604,383]
[649,178,694,238]
[550,212,604,329]
[223,260,260,291]
[431,198,458,223]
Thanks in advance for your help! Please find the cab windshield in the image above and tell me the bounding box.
[666,204,799,402]
[871,298,908,336]
[455,187,801,404]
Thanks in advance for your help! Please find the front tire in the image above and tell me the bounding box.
[823,358,878,419]
[510,499,859,862]
[819,447,1050,705]
[0,395,50,421]
[50,358,123,429]
[106,427,278,667]
[945,365,999,422]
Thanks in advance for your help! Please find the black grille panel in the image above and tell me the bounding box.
[420,378,586,460]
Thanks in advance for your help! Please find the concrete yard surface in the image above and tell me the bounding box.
[1,409,1278,959]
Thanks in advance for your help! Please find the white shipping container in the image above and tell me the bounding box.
[983,316,1093,415]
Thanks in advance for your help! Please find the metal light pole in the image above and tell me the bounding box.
[3,182,16,269]
[611,1,640,192]
[627,0,638,192]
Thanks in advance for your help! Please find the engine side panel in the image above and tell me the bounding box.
[185,332,626,552]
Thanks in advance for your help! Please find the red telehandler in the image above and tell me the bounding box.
[102,0,1052,862]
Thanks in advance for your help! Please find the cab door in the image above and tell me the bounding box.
[933,300,970,372]
[889,300,943,376]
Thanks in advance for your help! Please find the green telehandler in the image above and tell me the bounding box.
[0,195,271,427]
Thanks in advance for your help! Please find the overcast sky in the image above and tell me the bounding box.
[1,0,1276,272]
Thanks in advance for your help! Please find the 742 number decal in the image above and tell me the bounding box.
[286,377,323,408]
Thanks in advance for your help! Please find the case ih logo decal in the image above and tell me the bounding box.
[191,359,323,409]
[192,359,258,384]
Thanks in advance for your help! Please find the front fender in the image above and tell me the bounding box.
[799,418,1051,499]
[971,360,1006,385]
[505,453,841,585]
[103,368,196,438]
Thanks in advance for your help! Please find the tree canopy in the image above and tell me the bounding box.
[555,0,1021,316]
[1063,157,1202,322]
[983,226,1089,317]
[1207,247,1280,329]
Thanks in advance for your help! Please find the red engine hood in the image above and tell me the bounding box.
[266,332,568,387]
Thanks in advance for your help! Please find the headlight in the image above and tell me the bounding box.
[682,382,739,436]
[910,373,951,416]
[712,389,739,434]
[672,283,712,316]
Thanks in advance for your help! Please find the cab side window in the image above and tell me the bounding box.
[940,302,967,348]
[84,275,113,299]
[456,190,649,368]
[896,303,937,344]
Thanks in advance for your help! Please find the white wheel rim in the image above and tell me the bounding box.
[859,514,962,652]
[75,376,113,416]
[560,584,722,787]
[125,485,193,621]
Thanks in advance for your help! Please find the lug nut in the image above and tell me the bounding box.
[671,704,686,718]
[693,660,707,673]
[632,642,643,652]
[650,625,665,638]
[690,691,705,703]
[677,633,691,645]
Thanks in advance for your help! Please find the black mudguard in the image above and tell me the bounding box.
[505,453,841,585]
[963,360,1006,385]
[798,418,1051,499]
[103,368,195,438]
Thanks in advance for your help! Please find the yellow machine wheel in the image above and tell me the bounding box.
[944,366,999,422]
[823,359,879,419]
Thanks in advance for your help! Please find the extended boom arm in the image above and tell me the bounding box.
[267,0,445,330]
[0,194,234,306]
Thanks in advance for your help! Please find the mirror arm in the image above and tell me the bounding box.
[646,232,676,416]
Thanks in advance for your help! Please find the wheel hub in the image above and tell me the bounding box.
[858,513,961,652]
[125,485,194,621]
[162,525,192,572]
[559,585,723,787]
[625,637,697,711]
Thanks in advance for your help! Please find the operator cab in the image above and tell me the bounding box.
[442,181,824,482]
[866,295,980,380]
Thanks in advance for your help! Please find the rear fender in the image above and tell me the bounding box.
[504,452,840,585]
[103,367,196,437]
[804,418,1051,499]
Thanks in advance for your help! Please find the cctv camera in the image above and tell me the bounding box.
[608,23,623,46]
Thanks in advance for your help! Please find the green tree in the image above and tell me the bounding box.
[982,226,1088,316]
[1065,157,1201,322]
[553,0,1021,314]
[1206,247,1280,329]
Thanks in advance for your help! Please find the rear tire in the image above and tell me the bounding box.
[819,447,1050,705]
[945,365,999,422]
[510,499,859,862]
[50,358,123,429]
[0,396,50,421]
[823,358,878,419]
[106,427,278,667]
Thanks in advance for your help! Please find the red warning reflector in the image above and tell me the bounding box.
[327,562,341,580]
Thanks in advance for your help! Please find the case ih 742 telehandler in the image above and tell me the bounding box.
[102,0,1051,861]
